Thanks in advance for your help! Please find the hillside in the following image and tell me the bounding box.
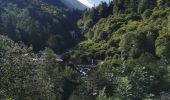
[66,0,170,99]
[1,0,170,100]
[60,0,87,10]
[0,0,83,53]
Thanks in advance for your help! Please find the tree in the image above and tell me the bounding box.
[0,36,55,100]
[97,88,111,100]
[155,35,170,59]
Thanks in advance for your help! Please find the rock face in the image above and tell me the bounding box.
[60,0,88,10]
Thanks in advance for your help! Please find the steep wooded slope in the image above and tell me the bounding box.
[66,0,170,99]
[0,0,83,53]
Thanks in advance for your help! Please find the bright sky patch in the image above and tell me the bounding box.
[78,0,111,8]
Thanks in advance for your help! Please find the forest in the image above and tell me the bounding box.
[0,0,170,100]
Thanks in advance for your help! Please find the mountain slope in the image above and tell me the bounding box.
[65,0,170,99]
[1,0,170,100]
[0,0,82,53]
[60,0,88,10]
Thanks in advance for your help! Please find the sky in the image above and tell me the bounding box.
[77,0,111,8]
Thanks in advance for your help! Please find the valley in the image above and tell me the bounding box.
[0,0,170,100]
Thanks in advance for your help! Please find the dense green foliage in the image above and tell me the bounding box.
[1,0,170,100]
[66,0,170,99]
[0,0,82,53]
[0,35,81,100]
